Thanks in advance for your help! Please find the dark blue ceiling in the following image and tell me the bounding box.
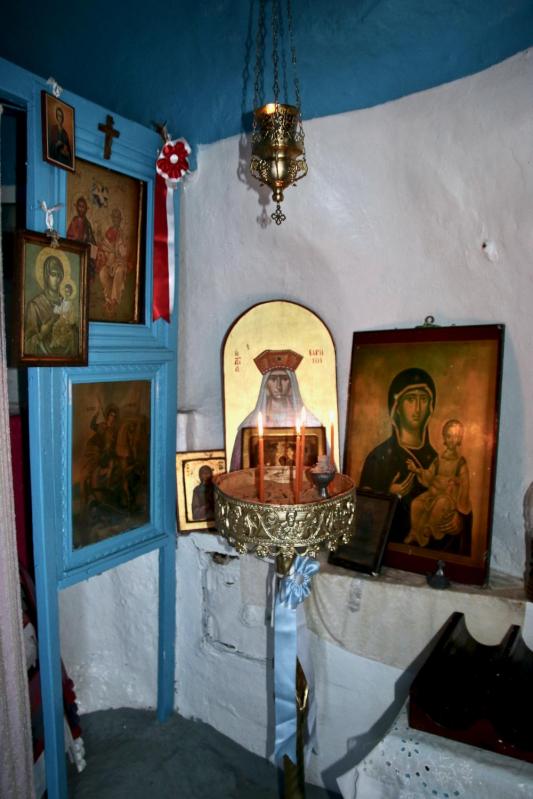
[1,0,532,146]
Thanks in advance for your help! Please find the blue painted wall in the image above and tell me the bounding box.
[1,1,532,146]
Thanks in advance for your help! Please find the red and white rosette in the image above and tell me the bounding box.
[153,138,191,321]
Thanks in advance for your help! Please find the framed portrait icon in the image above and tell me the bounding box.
[71,379,151,550]
[344,324,504,585]
[66,158,145,324]
[41,91,76,172]
[223,300,340,474]
[241,426,326,469]
[13,230,89,366]
[176,451,226,532]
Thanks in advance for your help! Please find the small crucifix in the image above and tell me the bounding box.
[98,114,120,159]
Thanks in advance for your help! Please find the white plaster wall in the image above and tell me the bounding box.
[173,533,411,790]
[59,51,533,791]
[179,49,533,576]
[59,552,159,712]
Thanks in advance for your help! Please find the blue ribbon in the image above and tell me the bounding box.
[274,555,320,765]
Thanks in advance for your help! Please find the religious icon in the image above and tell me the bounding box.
[230,348,324,470]
[66,159,144,323]
[223,301,339,473]
[176,451,226,532]
[344,324,504,585]
[241,426,326,468]
[41,91,76,172]
[12,230,88,366]
[71,380,151,549]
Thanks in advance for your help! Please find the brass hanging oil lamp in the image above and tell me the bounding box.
[250,0,308,225]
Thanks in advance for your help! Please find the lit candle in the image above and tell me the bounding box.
[294,418,302,503]
[329,410,335,469]
[299,408,306,496]
[257,412,264,502]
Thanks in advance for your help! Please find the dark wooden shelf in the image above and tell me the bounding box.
[409,611,533,763]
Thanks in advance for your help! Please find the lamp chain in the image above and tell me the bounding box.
[254,0,301,111]
[254,0,267,110]
[272,0,280,104]
[286,0,301,111]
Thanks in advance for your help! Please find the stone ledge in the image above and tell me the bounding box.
[307,558,526,670]
[192,533,527,672]
[321,559,526,600]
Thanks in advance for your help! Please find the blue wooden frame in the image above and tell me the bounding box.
[60,362,170,583]
[1,57,178,798]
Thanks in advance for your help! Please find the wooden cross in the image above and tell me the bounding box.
[98,115,120,159]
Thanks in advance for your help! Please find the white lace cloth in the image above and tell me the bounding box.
[338,705,533,799]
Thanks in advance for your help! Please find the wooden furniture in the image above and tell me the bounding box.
[410,611,533,763]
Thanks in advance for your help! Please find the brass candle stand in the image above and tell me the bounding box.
[214,466,355,798]
[214,467,355,560]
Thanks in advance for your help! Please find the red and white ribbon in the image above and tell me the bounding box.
[153,138,190,322]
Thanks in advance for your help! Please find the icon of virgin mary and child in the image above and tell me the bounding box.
[229,349,322,472]
[359,367,473,554]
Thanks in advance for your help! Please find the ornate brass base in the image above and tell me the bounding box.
[214,468,355,559]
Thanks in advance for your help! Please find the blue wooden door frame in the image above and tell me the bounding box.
[1,57,178,798]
